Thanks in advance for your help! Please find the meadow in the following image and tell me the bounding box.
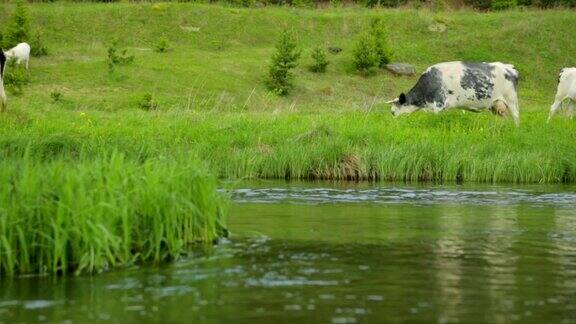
[1,2,576,275]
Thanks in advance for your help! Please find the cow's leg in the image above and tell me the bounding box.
[548,97,565,122]
[566,99,574,119]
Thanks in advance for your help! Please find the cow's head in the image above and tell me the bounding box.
[387,93,419,117]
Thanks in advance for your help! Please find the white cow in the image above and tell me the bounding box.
[0,50,6,112]
[548,68,576,122]
[388,61,520,125]
[4,42,31,70]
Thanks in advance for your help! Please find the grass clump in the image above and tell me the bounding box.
[267,29,301,96]
[50,90,63,103]
[309,46,329,73]
[138,93,159,111]
[0,153,227,276]
[155,36,170,53]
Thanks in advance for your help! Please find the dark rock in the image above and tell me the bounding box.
[328,46,342,54]
[385,63,417,76]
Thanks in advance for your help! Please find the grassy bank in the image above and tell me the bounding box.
[0,154,227,276]
[2,109,576,183]
[0,3,575,186]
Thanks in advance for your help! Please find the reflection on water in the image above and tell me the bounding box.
[2,182,576,323]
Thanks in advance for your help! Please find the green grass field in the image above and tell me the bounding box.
[1,3,576,275]
[2,3,575,182]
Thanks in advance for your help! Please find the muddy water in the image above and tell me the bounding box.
[2,182,576,323]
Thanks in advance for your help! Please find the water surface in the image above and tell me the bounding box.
[2,181,576,323]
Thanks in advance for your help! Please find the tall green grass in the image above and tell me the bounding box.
[1,108,575,183]
[0,153,227,276]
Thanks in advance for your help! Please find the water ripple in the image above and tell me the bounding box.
[228,187,576,206]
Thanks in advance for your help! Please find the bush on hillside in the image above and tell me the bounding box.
[30,32,49,57]
[309,46,329,73]
[267,29,301,96]
[369,18,393,68]
[2,0,30,49]
[107,41,134,73]
[353,32,378,74]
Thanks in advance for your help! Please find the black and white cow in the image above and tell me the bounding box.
[548,68,576,122]
[0,50,6,112]
[387,61,520,125]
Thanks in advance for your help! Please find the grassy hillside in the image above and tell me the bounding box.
[2,4,576,112]
[1,3,576,184]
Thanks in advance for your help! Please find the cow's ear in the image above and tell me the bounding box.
[399,93,407,105]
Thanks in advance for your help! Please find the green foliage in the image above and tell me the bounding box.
[50,91,63,103]
[464,0,492,9]
[267,29,301,96]
[433,0,448,11]
[491,0,516,9]
[309,46,329,73]
[155,36,170,53]
[30,32,49,57]
[353,19,393,73]
[2,0,30,49]
[107,41,134,73]
[292,0,314,7]
[3,60,29,96]
[138,93,159,111]
[228,0,255,6]
[364,0,407,7]
[369,18,393,68]
[353,32,378,74]
[0,153,227,276]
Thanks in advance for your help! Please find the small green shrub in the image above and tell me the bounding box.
[30,32,49,57]
[3,61,29,96]
[155,37,169,53]
[50,91,63,103]
[2,0,30,49]
[370,18,393,68]
[107,41,134,73]
[309,46,329,73]
[353,32,378,74]
[267,29,301,96]
[138,93,159,111]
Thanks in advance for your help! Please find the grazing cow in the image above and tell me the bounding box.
[0,50,6,112]
[387,61,520,125]
[4,42,31,70]
[548,68,576,122]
